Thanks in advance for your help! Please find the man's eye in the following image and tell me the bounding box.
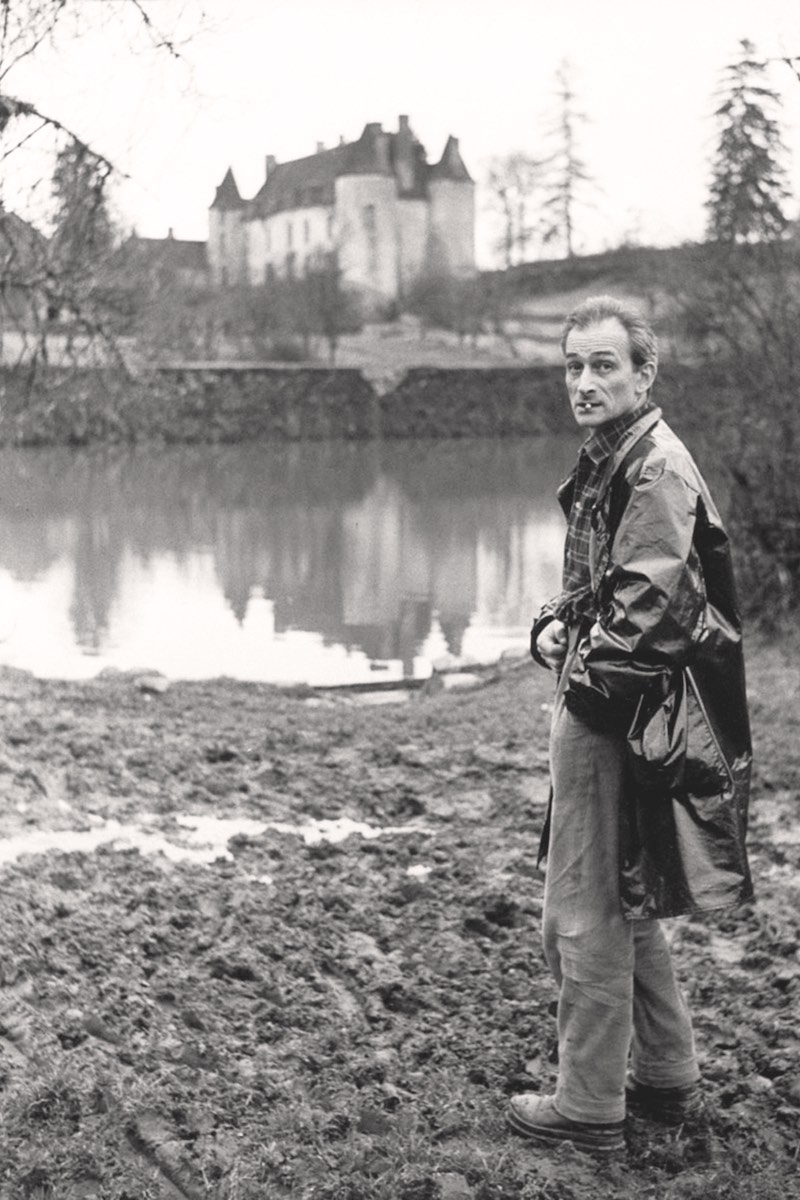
[596,362,614,373]
[566,362,582,374]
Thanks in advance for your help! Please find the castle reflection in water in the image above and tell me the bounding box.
[0,437,577,682]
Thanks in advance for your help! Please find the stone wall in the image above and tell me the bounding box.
[378,366,569,437]
[0,362,736,446]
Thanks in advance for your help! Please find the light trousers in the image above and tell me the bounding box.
[542,659,700,1123]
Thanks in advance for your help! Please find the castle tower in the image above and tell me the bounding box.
[334,123,400,303]
[208,167,248,286]
[427,136,475,276]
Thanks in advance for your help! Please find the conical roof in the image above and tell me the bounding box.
[211,167,247,210]
[429,136,473,183]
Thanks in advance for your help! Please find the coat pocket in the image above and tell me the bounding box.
[684,667,736,800]
[626,667,736,803]
[626,670,687,795]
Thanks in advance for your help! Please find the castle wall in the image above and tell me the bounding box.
[209,127,477,300]
[428,180,476,276]
[246,206,334,284]
[396,199,429,297]
[334,175,399,301]
[208,209,247,287]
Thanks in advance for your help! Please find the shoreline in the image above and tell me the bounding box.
[0,360,736,447]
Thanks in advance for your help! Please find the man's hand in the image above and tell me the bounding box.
[536,619,568,672]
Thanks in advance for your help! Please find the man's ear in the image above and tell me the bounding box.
[636,361,657,394]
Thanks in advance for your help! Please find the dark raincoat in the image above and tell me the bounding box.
[531,406,753,920]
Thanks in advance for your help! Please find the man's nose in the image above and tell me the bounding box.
[577,366,595,394]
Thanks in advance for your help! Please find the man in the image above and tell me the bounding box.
[508,296,753,1155]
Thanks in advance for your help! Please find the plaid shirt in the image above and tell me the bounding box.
[557,401,657,623]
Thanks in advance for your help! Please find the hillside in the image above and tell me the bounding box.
[332,243,712,379]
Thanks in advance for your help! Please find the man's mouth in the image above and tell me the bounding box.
[575,401,601,413]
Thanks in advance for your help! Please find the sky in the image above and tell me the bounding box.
[9,0,800,265]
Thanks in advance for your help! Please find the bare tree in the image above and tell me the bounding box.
[0,0,198,372]
[486,152,547,268]
[672,240,800,619]
[299,252,363,364]
[405,269,487,349]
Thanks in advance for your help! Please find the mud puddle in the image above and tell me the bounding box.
[0,811,434,868]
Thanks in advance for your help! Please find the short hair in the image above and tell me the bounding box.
[560,295,658,370]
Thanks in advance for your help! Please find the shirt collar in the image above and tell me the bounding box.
[582,399,658,464]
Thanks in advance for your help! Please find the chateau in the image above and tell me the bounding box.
[208,115,475,304]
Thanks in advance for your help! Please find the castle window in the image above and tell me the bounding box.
[327,213,334,241]
[265,227,271,253]
[304,219,310,244]
[287,221,293,248]
[265,263,275,284]
[286,251,296,278]
[294,188,302,207]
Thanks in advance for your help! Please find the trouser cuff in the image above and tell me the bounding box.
[631,1056,700,1090]
[555,1087,625,1125]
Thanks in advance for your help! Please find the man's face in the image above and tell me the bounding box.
[564,317,655,430]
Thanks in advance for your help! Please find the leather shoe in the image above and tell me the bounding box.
[506,1094,625,1154]
[625,1075,702,1124]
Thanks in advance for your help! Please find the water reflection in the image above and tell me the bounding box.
[0,438,577,683]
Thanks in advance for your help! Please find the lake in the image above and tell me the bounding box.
[0,437,579,685]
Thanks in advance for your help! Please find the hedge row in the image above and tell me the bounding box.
[0,362,739,446]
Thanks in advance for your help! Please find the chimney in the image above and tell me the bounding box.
[167,227,174,239]
[375,130,391,173]
[316,141,325,153]
[395,115,415,192]
[339,134,345,146]
[265,154,277,179]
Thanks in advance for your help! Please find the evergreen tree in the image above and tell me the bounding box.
[542,60,594,258]
[706,39,790,244]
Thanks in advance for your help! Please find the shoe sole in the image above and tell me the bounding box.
[506,1106,625,1154]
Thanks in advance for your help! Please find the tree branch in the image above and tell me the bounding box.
[0,93,120,175]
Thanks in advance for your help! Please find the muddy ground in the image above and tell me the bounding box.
[0,639,797,1200]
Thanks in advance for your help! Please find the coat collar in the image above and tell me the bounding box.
[557,405,663,514]
[583,400,659,465]
[596,404,663,501]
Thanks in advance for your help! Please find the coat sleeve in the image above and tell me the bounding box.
[562,461,707,733]
[530,600,560,669]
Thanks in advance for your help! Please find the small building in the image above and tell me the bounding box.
[208,116,475,304]
[114,229,208,291]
